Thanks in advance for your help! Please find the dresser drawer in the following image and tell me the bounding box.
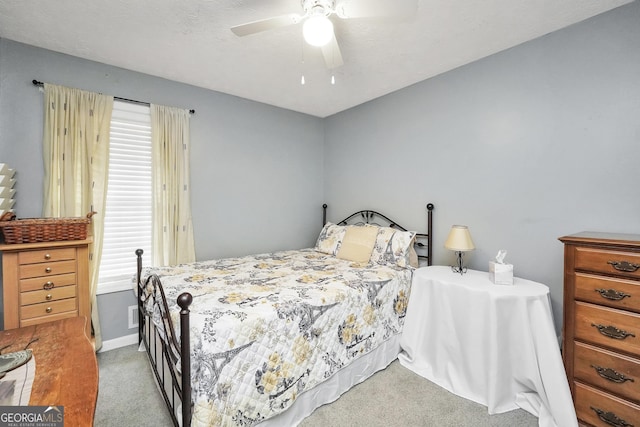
[20,298,77,320]
[575,272,640,313]
[575,302,640,357]
[18,248,76,265]
[574,382,640,427]
[20,285,77,306]
[574,342,640,403]
[575,247,640,279]
[20,311,78,327]
[19,259,76,279]
[19,273,76,292]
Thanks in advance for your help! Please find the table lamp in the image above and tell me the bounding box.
[444,225,475,274]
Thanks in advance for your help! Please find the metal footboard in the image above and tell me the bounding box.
[137,249,193,427]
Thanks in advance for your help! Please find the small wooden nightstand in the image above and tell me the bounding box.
[1,239,92,338]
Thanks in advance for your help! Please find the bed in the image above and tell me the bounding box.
[135,203,434,427]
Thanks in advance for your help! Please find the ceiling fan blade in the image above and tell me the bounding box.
[321,33,343,69]
[231,13,302,37]
[335,0,417,19]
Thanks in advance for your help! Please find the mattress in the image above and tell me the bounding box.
[138,248,413,427]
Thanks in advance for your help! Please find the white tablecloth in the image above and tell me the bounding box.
[398,266,577,427]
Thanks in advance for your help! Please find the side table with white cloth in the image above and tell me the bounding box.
[399,266,577,427]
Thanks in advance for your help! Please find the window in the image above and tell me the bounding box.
[97,101,153,294]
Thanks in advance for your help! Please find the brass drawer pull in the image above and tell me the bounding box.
[45,267,52,273]
[45,294,52,301]
[591,323,636,340]
[591,364,635,383]
[44,253,51,260]
[45,307,52,313]
[608,260,640,273]
[595,288,632,301]
[590,406,634,427]
[43,281,54,290]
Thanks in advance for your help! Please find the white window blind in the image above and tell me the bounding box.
[98,100,153,294]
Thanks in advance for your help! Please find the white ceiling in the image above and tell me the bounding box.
[0,0,633,117]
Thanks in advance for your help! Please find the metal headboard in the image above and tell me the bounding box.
[322,203,434,265]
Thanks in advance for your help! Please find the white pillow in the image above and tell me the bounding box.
[315,222,346,256]
[369,225,416,268]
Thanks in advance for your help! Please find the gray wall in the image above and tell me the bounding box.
[0,39,324,340]
[0,1,639,342]
[324,1,640,332]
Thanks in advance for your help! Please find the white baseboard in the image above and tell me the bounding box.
[99,333,138,353]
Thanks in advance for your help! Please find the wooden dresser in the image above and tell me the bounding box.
[1,239,92,337]
[560,232,640,426]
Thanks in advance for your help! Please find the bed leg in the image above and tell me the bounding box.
[136,249,144,344]
[426,204,434,266]
[178,292,193,427]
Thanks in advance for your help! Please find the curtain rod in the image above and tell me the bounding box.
[32,80,195,114]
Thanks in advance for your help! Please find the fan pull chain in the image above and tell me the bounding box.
[300,36,305,85]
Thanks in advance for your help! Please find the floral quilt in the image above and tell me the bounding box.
[138,248,413,427]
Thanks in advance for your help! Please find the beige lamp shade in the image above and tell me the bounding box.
[444,225,475,252]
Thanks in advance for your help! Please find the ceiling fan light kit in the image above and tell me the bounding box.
[302,0,335,46]
[303,15,334,47]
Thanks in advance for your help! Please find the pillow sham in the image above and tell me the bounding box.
[369,225,417,268]
[315,222,346,256]
[336,225,379,263]
[408,244,419,268]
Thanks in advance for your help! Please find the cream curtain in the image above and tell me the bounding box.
[42,83,113,350]
[150,104,196,266]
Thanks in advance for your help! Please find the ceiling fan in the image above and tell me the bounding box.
[231,0,417,69]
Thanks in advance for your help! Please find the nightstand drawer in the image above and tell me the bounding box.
[575,247,640,279]
[575,302,640,357]
[574,382,640,427]
[21,298,77,320]
[574,342,640,403]
[19,273,76,292]
[575,272,640,313]
[18,248,75,265]
[20,285,77,306]
[19,259,76,279]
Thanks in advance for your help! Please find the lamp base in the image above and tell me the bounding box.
[451,251,467,275]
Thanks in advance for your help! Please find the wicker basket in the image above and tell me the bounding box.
[0,212,95,244]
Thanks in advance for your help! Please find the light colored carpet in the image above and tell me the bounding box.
[95,344,538,426]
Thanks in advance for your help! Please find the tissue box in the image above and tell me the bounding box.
[489,261,514,285]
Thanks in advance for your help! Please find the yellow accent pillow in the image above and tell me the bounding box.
[336,225,378,263]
